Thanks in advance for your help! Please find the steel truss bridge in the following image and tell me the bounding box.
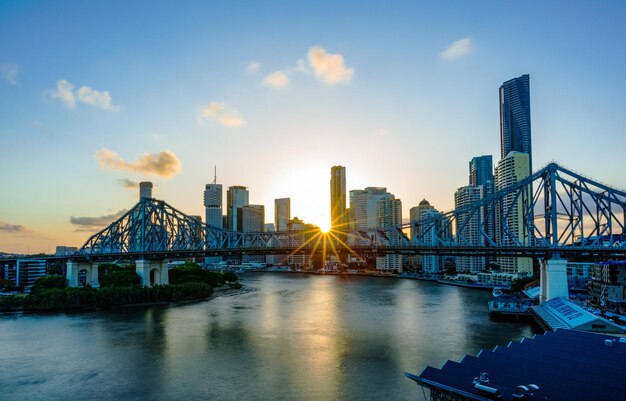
[73,163,625,263]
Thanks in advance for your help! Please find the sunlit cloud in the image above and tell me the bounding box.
[262,70,290,88]
[95,148,181,177]
[307,46,354,85]
[0,63,18,85]
[440,37,473,60]
[50,80,76,108]
[198,101,245,127]
[117,178,139,189]
[247,61,261,73]
[70,210,127,232]
[76,85,117,110]
[49,79,118,110]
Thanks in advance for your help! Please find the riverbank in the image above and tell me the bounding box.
[245,269,501,291]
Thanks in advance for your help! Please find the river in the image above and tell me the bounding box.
[0,273,536,400]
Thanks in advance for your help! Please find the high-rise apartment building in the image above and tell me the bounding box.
[227,186,249,231]
[469,155,495,251]
[454,185,485,274]
[330,166,346,230]
[500,74,532,174]
[349,187,390,230]
[410,199,451,276]
[274,198,291,232]
[204,184,223,229]
[376,197,403,271]
[494,151,533,275]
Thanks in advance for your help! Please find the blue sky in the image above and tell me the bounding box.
[1,1,625,253]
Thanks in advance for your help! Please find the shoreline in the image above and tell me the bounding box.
[245,269,499,291]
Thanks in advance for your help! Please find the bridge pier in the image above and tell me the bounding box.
[540,258,568,303]
[66,261,100,288]
[136,260,169,287]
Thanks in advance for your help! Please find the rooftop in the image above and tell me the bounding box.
[406,329,626,401]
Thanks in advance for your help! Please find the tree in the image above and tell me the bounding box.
[169,262,226,287]
[100,269,141,288]
[31,275,68,293]
[510,277,536,292]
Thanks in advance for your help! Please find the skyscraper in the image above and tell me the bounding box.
[500,74,532,174]
[204,183,223,228]
[469,155,495,245]
[376,196,403,271]
[330,166,346,230]
[274,198,291,232]
[454,185,485,274]
[227,186,249,231]
[349,187,390,230]
[239,205,265,232]
[494,151,532,275]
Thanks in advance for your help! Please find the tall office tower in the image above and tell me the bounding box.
[274,198,291,232]
[204,184,223,228]
[469,155,496,248]
[454,185,485,274]
[376,197,403,272]
[500,74,532,174]
[349,187,391,230]
[287,217,310,269]
[139,181,153,199]
[239,205,265,232]
[227,186,249,231]
[494,151,532,275]
[330,166,346,230]
[411,199,451,277]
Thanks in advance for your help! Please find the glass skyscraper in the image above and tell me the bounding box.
[500,74,532,174]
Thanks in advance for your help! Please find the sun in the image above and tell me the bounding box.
[318,221,331,234]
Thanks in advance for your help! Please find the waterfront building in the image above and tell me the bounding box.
[590,261,626,313]
[494,151,532,275]
[204,183,223,229]
[227,186,249,231]
[500,74,532,174]
[566,261,593,291]
[274,198,291,232]
[376,197,403,272]
[454,185,485,274]
[330,166,347,230]
[411,199,451,277]
[3,259,47,288]
[286,217,316,269]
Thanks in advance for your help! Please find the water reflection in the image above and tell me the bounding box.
[0,274,535,401]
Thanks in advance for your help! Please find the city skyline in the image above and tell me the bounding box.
[2,1,626,253]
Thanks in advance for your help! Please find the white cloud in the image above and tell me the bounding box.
[198,101,245,127]
[262,70,290,88]
[0,63,18,85]
[440,37,473,60]
[51,80,76,108]
[95,148,181,177]
[76,86,117,111]
[247,61,261,73]
[49,79,118,110]
[307,46,354,85]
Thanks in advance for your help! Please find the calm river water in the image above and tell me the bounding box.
[0,273,535,400]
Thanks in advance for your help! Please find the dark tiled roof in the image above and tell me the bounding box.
[405,329,626,400]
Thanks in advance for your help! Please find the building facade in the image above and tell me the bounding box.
[274,198,291,232]
[375,197,403,271]
[411,199,451,277]
[454,185,485,273]
[500,74,532,174]
[204,183,223,229]
[239,205,265,232]
[494,151,532,275]
[330,166,346,230]
[227,186,249,231]
[349,187,391,230]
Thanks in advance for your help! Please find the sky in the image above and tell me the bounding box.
[1,0,625,254]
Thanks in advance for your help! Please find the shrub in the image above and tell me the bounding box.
[222,271,239,284]
[31,275,68,293]
[100,269,141,288]
[170,263,225,287]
